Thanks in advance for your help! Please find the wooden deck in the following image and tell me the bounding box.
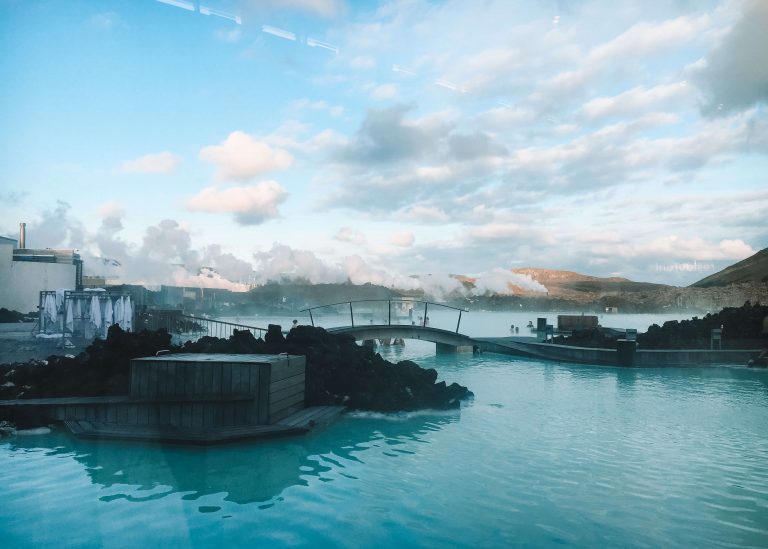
[63,405,346,444]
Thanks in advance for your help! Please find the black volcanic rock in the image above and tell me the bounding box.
[637,301,768,349]
[0,325,174,400]
[0,325,472,414]
[265,324,286,347]
[282,326,472,411]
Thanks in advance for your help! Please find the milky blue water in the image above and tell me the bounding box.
[2,312,768,548]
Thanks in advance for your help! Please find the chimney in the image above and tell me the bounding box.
[19,222,26,249]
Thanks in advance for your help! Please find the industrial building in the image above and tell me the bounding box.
[0,224,83,314]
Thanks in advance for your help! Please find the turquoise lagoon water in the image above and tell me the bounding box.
[2,314,768,547]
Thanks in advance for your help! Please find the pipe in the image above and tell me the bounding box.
[19,222,26,249]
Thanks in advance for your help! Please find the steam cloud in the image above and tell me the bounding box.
[471,268,548,295]
[16,206,547,296]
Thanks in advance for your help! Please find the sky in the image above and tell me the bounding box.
[0,0,766,293]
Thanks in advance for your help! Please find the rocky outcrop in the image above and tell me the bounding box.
[637,302,768,349]
[182,325,473,411]
[284,325,471,411]
[0,324,472,413]
[0,326,174,400]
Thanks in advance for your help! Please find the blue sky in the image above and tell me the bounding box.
[1,0,766,292]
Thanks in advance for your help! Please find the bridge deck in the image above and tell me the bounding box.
[328,324,476,348]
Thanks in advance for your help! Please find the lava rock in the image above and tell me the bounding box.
[0,324,473,415]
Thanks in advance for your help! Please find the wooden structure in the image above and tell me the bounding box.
[128,353,306,425]
[557,315,598,331]
[0,353,344,444]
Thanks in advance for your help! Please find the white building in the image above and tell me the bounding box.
[0,233,83,314]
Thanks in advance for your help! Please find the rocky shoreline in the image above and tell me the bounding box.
[552,302,767,354]
[0,324,473,425]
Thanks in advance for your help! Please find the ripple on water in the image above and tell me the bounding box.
[2,358,768,547]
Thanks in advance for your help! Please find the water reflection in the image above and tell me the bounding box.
[3,410,460,509]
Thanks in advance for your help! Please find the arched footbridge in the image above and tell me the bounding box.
[301,300,477,353]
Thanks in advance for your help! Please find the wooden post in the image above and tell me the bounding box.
[388,300,391,325]
[308,309,314,327]
[349,302,355,328]
[456,310,462,333]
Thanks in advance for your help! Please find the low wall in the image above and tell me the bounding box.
[477,337,761,367]
[635,349,761,366]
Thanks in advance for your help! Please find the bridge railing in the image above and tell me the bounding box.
[300,299,469,334]
[138,310,268,344]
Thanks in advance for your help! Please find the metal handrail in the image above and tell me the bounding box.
[175,314,269,340]
[299,299,468,333]
[141,311,269,342]
[178,315,269,333]
[300,299,468,313]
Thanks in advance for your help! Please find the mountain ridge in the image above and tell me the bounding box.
[690,248,768,288]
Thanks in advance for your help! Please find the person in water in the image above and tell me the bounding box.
[291,319,298,330]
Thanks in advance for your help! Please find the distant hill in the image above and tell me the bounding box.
[512,268,671,299]
[691,248,768,288]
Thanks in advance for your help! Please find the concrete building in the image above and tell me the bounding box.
[0,226,83,314]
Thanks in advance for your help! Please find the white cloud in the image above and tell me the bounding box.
[528,13,712,111]
[389,230,414,247]
[200,131,293,182]
[216,28,242,43]
[400,205,449,223]
[121,151,180,174]
[468,223,527,240]
[290,99,344,117]
[246,0,343,17]
[620,236,755,261]
[589,14,711,64]
[584,235,756,265]
[695,0,768,113]
[252,243,346,284]
[578,82,690,120]
[186,181,288,225]
[335,227,367,245]
[98,201,124,219]
[342,255,420,289]
[372,83,398,100]
[439,47,522,95]
[350,55,376,70]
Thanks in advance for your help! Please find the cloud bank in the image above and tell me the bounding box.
[186,181,288,225]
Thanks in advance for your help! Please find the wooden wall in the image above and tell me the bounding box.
[268,358,305,424]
